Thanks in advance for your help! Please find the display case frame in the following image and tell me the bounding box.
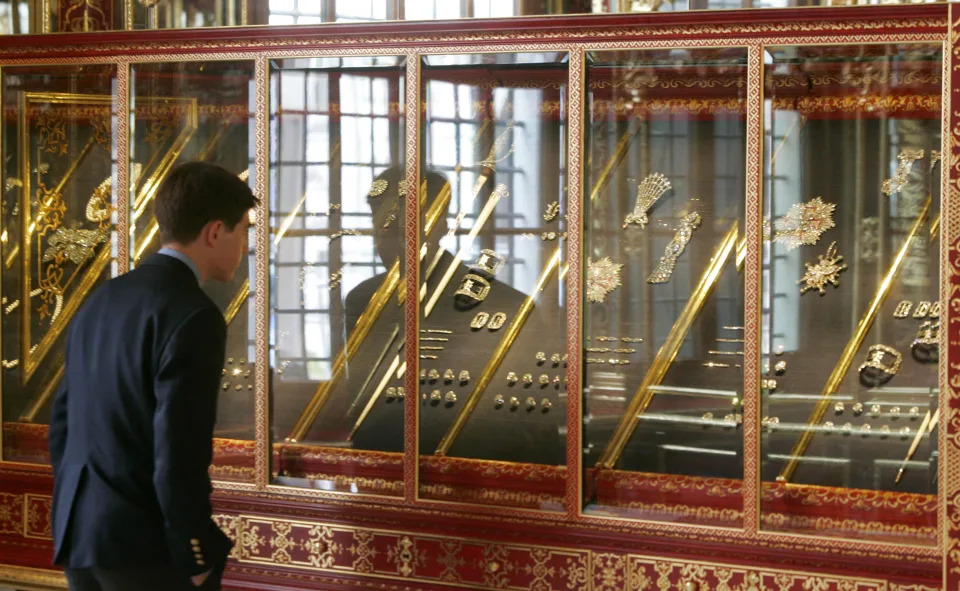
[0,5,956,589]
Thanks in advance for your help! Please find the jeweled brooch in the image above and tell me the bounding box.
[798,241,847,295]
[586,257,623,303]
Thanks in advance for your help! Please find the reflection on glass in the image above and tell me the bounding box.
[413,52,569,510]
[582,49,747,526]
[1,65,117,463]
[760,44,941,545]
[269,56,406,495]
[0,0,30,33]
[129,60,256,481]
[132,0,243,29]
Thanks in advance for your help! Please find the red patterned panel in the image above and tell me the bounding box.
[23,495,51,540]
[214,514,590,590]
[627,557,889,591]
[0,492,24,536]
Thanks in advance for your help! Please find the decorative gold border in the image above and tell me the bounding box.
[943,6,958,583]
[743,44,763,537]
[0,564,65,589]
[566,46,584,519]
[253,56,269,492]
[0,15,948,60]
[404,52,419,506]
[115,63,129,275]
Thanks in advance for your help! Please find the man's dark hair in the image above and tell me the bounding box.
[154,161,258,244]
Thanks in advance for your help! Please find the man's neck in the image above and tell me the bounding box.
[158,243,206,283]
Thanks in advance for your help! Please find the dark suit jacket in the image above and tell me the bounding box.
[48,253,233,576]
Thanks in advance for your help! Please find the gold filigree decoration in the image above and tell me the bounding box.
[62,0,108,31]
[387,536,418,577]
[35,110,68,157]
[798,241,847,295]
[304,525,339,568]
[593,553,625,591]
[350,530,376,574]
[586,257,623,303]
[772,197,835,250]
[43,227,109,266]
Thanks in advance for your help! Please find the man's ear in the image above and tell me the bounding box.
[199,220,224,247]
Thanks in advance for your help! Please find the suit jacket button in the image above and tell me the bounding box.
[190,538,200,545]
[197,560,206,566]
[192,545,202,552]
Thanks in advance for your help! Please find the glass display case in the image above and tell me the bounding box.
[760,42,941,545]
[582,48,747,526]
[268,55,408,495]
[0,5,956,590]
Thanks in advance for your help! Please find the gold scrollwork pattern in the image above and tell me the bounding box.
[212,513,590,590]
[0,492,51,539]
[629,556,888,591]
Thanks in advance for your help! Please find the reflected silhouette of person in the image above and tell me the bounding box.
[341,166,565,465]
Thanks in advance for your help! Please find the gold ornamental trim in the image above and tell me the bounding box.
[0,17,947,60]
[0,565,66,589]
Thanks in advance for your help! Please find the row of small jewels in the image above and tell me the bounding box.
[830,402,923,417]
[494,394,552,411]
[420,368,470,384]
[506,372,565,387]
[760,416,918,438]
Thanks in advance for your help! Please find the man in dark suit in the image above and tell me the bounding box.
[49,162,257,590]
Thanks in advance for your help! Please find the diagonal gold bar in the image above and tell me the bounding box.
[419,122,516,303]
[895,409,932,484]
[287,260,401,443]
[348,353,401,441]
[435,249,564,456]
[423,184,507,318]
[223,278,249,326]
[596,223,740,469]
[588,125,640,204]
[346,324,399,418]
[18,359,64,422]
[776,197,932,483]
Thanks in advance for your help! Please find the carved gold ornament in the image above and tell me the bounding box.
[43,227,110,266]
[797,241,847,295]
[586,256,623,303]
[368,178,388,197]
[881,148,924,196]
[623,172,671,229]
[648,212,701,284]
[772,197,835,250]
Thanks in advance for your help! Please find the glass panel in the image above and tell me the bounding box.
[132,0,244,29]
[760,44,941,545]
[0,0,33,33]
[582,49,747,526]
[416,52,568,510]
[269,56,406,495]
[1,65,117,463]
[129,60,256,482]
